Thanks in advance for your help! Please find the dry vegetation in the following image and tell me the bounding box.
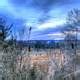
[0,9,80,80]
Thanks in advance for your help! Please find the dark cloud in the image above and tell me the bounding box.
[1,0,80,40]
[31,0,71,11]
[38,14,50,24]
[10,0,73,11]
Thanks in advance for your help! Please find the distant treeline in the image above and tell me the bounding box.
[8,40,80,49]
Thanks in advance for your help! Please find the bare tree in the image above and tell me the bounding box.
[62,9,80,80]
[0,18,13,41]
[0,17,19,80]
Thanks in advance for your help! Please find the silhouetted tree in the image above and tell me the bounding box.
[62,9,80,80]
[63,9,80,50]
[0,17,12,41]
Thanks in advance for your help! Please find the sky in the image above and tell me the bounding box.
[0,0,80,40]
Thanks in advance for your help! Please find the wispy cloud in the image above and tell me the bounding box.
[48,32,65,40]
[37,18,66,30]
[0,0,80,40]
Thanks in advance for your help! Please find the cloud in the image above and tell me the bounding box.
[10,0,74,11]
[30,23,66,40]
[9,0,80,14]
[31,32,65,40]
[31,0,71,11]
[47,32,65,40]
[37,18,66,30]
[0,0,80,40]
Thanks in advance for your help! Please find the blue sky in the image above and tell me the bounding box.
[0,0,80,40]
